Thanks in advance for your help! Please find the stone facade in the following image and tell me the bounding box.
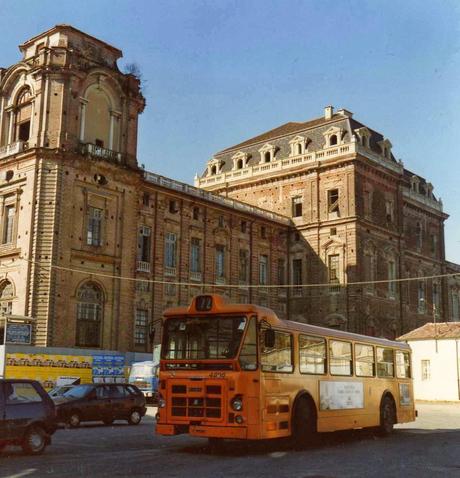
[0,26,289,353]
[197,106,456,339]
[0,26,458,353]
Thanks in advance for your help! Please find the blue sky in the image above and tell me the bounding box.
[1,0,460,262]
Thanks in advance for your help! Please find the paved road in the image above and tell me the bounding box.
[1,404,460,478]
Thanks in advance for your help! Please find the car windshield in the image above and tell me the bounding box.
[162,316,247,360]
[62,385,93,399]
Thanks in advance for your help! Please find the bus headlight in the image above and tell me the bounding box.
[231,396,243,412]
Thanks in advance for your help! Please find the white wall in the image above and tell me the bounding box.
[409,339,460,401]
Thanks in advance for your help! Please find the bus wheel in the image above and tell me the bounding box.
[208,437,224,453]
[379,396,396,435]
[292,397,317,449]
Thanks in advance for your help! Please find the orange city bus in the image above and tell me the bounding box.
[155,295,416,445]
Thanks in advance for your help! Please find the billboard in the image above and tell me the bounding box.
[5,353,93,390]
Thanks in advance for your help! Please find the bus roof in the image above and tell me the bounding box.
[162,295,410,351]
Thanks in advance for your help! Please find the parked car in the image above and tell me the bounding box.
[0,379,57,455]
[53,383,146,427]
[48,385,75,399]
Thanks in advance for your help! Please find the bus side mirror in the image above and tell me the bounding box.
[264,329,275,348]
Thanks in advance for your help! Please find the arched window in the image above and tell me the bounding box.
[81,87,119,151]
[15,88,32,142]
[76,282,103,347]
[210,165,217,175]
[264,151,271,163]
[237,159,243,169]
[330,134,337,146]
[0,280,14,316]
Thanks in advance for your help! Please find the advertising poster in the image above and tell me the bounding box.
[5,323,32,344]
[399,383,411,406]
[320,381,364,410]
[5,353,93,389]
[92,354,125,383]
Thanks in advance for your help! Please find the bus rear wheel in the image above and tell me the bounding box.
[292,397,317,449]
[379,396,396,435]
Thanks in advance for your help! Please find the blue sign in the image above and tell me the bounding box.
[5,323,32,345]
[92,354,125,379]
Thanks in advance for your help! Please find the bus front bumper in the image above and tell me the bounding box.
[156,423,247,439]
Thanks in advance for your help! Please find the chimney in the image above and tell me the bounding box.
[324,105,334,120]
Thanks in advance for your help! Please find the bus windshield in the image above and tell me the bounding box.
[162,316,247,360]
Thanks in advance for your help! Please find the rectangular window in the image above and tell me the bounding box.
[364,253,375,294]
[452,292,459,320]
[385,200,394,222]
[328,189,339,215]
[430,234,437,256]
[135,309,148,345]
[329,340,352,376]
[328,254,340,292]
[3,205,15,244]
[190,237,201,273]
[215,244,225,281]
[292,258,302,296]
[292,196,303,218]
[277,259,286,285]
[260,226,266,239]
[432,283,440,313]
[164,232,177,269]
[142,193,150,206]
[239,249,249,283]
[418,281,426,313]
[355,344,374,377]
[396,351,411,378]
[87,207,103,246]
[261,330,293,373]
[138,226,151,262]
[388,260,396,298]
[421,359,430,381]
[239,317,257,371]
[6,382,42,404]
[240,220,247,233]
[259,255,268,285]
[377,347,394,377]
[299,335,326,374]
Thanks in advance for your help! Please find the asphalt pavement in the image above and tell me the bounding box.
[1,403,460,478]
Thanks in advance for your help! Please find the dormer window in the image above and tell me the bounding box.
[378,138,392,160]
[411,176,420,194]
[355,127,371,148]
[14,87,33,143]
[258,143,276,163]
[426,182,433,199]
[289,135,308,157]
[231,151,249,170]
[207,158,224,176]
[323,127,344,148]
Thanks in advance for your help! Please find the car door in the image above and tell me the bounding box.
[4,381,44,440]
[94,385,112,421]
[108,385,128,419]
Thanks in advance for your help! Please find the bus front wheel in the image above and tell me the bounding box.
[292,397,317,448]
[379,395,396,435]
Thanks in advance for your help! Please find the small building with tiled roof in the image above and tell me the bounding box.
[398,323,460,402]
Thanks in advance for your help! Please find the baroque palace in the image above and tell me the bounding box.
[0,25,458,353]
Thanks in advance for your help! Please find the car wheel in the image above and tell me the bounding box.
[68,411,81,428]
[127,409,142,425]
[103,418,114,426]
[22,426,47,455]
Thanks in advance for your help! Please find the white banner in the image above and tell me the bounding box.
[320,381,364,410]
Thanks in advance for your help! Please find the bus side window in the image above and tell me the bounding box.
[239,317,257,371]
[299,335,326,374]
[329,340,352,376]
[377,347,394,377]
[355,344,375,377]
[261,330,293,373]
[396,351,411,378]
